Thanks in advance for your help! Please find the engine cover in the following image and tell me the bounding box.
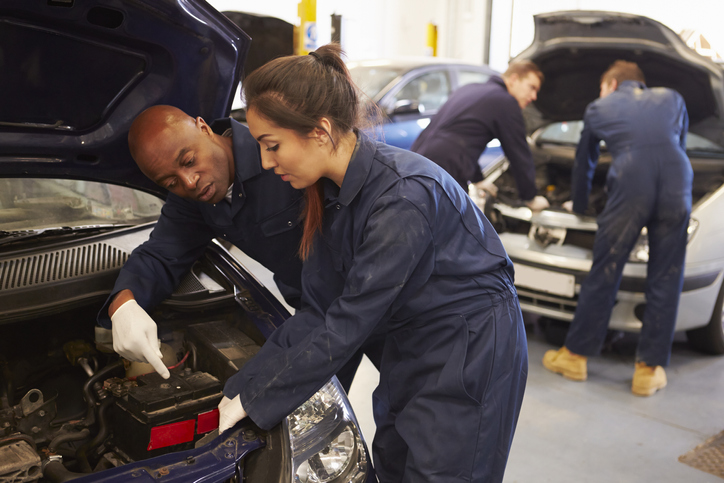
[0,440,41,483]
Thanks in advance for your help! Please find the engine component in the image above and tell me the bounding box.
[186,321,260,384]
[111,369,222,461]
[0,439,41,483]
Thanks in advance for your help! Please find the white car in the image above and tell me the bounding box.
[483,11,724,354]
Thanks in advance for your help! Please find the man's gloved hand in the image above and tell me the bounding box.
[473,179,498,198]
[525,195,550,212]
[562,200,574,213]
[218,395,248,433]
[111,299,170,379]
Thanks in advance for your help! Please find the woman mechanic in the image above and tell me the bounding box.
[217,43,528,483]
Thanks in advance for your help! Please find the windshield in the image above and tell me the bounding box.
[537,121,724,154]
[349,65,406,100]
[0,179,163,231]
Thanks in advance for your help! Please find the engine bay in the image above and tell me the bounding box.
[0,295,265,482]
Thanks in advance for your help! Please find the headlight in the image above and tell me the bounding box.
[285,379,368,483]
[627,217,699,263]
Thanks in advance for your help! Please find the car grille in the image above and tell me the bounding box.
[0,243,129,291]
[517,288,578,318]
[500,215,596,250]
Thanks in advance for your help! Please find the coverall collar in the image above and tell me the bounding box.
[323,131,373,206]
[617,80,647,91]
[209,118,263,183]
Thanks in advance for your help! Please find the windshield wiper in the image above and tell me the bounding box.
[0,224,134,247]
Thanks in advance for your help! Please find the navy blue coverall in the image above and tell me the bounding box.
[224,133,528,482]
[565,81,692,367]
[97,119,305,327]
[97,119,379,391]
[411,76,537,199]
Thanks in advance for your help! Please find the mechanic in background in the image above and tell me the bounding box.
[411,60,549,212]
[97,105,376,392]
[543,60,692,397]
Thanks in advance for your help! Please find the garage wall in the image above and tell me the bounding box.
[206,0,492,63]
[207,0,724,70]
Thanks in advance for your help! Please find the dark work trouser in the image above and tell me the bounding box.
[565,146,692,366]
[372,292,527,482]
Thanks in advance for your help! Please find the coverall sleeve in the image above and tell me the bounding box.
[494,98,537,201]
[96,195,214,328]
[678,96,689,152]
[571,106,601,214]
[224,187,435,429]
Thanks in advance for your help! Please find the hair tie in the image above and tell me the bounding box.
[308,51,322,62]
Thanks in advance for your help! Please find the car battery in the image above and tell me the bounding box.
[186,321,260,384]
[112,370,222,461]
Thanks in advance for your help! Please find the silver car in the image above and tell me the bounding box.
[482,11,724,354]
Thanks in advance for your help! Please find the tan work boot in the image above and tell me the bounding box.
[542,346,588,381]
[631,362,667,396]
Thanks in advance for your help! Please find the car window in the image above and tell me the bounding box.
[393,71,451,112]
[536,121,724,154]
[0,179,163,231]
[458,70,492,88]
[348,66,406,100]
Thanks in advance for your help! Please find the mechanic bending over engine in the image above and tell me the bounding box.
[216,43,529,483]
[411,60,550,212]
[96,104,381,391]
[544,60,692,397]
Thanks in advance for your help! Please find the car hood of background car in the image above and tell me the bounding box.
[514,10,724,147]
[0,0,250,199]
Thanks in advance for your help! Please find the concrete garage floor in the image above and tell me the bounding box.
[230,248,724,481]
[349,324,724,482]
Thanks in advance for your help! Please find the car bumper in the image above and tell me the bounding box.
[500,233,723,332]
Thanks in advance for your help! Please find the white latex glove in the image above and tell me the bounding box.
[218,395,248,433]
[525,195,550,212]
[473,179,498,197]
[562,200,574,213]
[111,299,170,379]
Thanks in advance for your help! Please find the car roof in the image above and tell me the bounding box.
[348,57,491,71]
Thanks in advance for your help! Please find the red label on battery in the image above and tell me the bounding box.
[147,419,196,451]
[197,408,219,434]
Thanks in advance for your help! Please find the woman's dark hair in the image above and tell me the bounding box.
[243,43,361,260]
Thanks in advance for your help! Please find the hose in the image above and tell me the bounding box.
[43,460,86,482]
[76,398,114,473]
[81,360,123,426]
[47,428,90,453]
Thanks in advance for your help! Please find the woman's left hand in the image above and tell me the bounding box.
[218,395,248,433]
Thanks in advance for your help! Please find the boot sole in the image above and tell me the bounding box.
[632,382,666,397]
[542,358,587,381]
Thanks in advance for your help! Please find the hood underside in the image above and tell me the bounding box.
[0,0,250,198]
[514,11,724,145]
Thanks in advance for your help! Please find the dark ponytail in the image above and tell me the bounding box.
[243,43,361,260]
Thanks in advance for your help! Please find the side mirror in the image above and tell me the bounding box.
[389,100,422,116]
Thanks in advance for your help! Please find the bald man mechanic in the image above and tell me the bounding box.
[98,106,378,390]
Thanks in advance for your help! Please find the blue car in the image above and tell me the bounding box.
[348,58,504,171]
[0,1,373,482]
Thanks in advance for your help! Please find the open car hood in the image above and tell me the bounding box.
[514,11,724,146]
[0,0,250,198]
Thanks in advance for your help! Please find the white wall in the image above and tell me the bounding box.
[208,0,724,69]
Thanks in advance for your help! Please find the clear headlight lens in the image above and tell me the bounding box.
[627,217,699,263]
[285,379,368,483]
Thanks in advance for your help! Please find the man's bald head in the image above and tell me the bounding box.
[127,105,235,204]
[128,105,195,166]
